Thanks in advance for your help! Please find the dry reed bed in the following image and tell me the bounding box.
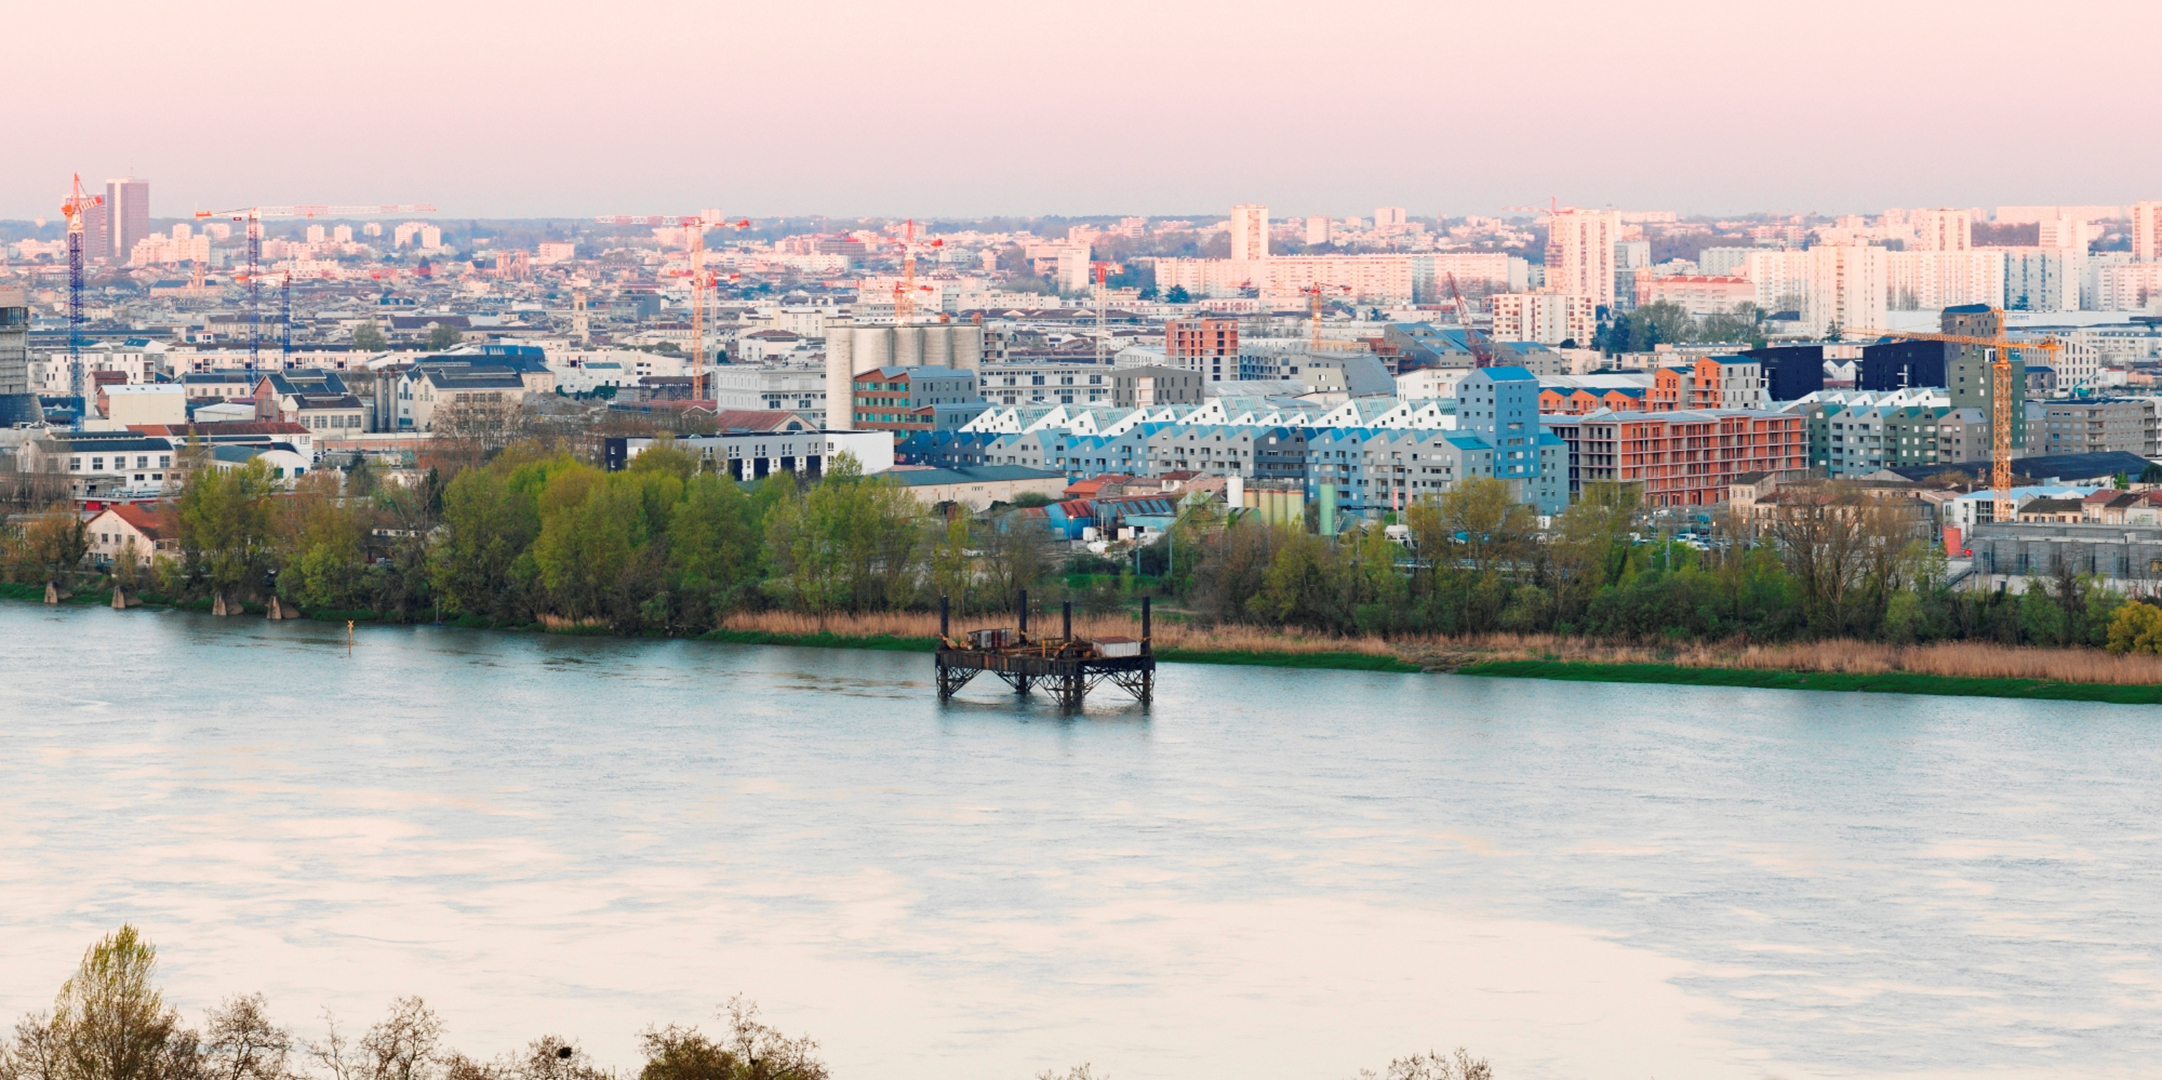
[718,611,2162,686]
[718,610,1401,656]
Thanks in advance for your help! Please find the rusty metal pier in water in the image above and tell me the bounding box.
[934,592,1156,708]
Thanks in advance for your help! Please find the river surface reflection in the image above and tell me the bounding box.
[2,604,2157,1079]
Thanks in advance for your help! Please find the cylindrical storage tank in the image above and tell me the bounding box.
[824,321,855,429]
[952,325,983,371]
[923,324,952,367]
[854,326,891,374]
[894,325,923,367]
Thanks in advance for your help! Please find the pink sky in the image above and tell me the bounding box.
[7,0,2158,221]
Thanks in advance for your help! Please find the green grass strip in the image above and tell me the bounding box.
[697,629,940,652]
[1154,647,1423,673]
[1456,659,2162,705]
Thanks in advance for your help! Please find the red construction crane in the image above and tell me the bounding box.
[1446,272,1498,367]
[609,212,752,402]
[1303,282,1353,352]
[196,203,435,369]
[60,175,103,430]
[875,220,942,325]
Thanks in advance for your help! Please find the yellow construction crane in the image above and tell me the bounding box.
[1848,313,2061,523]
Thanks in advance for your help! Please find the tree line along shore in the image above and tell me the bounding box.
[8,437,2162,700]
[0,926,1491,1080]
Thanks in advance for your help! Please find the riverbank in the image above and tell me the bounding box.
[11,587,2161,698]
[701,612,1424,672]
[1456,659,2162,705]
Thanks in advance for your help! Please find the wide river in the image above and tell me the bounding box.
[2,603,2157,1079]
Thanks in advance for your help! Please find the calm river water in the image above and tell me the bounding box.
[2,603,2158,1079]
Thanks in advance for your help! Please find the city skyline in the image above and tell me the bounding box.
[7,0,2160,220]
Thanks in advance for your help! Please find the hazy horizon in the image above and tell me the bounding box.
[7,0,2159,221]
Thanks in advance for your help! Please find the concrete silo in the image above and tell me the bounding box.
[821,321,990,430]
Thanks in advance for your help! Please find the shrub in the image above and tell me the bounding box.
[2105,601,2162,655]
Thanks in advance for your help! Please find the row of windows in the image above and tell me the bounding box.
[72,454,173,472]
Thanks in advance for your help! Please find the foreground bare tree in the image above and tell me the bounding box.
[1352,1048,1493,1080]
[199,995,292,1080]
[310,998,443,1080]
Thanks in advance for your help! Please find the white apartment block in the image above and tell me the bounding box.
[1230,204,1269,262]
[1911,208,1973,252]
[1698,247,1754,276]
[707,364,828,412]
[1489,293,1596,346]
[2057,330,2103,388]
[2036,216,2091,249]
[2093,262,2162,311]
[1997,247,2084,312]
[1805,245,1887,338]
[1153,252,1524,304]
[1374,207,1407,232]
[1304,216,1331,245]
[1746,249,1813,312]
[1636,275,1753,317]
[1545,209,1621,309]
[1886,250,2005,311]
[2133,201,2162,263]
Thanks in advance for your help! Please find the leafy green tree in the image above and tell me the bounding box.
[278,470,371,610]
[1544,481,1640,629]
[1248,529,1340,630]
[663,473,761,629]
[347,456,382,499]
[927,510,973,615]
[425,324,463,351]
[531,465,640,619]
[49,926,194,1080]
[1189,518,1283,624]
[429,449,572,620]
[637,999,825,1080]
[1164,285,1191,304]
[352,323,387,352]
[2106,600,2162,654]
[177,458,279,606]
[1698,302,1764,345]
[1631,300,1696,348]
[762,454,922,614]
[16,503,87,588]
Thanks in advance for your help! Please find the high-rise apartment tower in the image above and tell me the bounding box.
[105,176,149,264]
[1230,204,1268,262]
[1545,208,1621,309]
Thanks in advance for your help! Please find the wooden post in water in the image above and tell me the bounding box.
[1142,596,1151,655]
[939,595,949,640]
[1018,589,1028,635]
[1063,600,1072,642]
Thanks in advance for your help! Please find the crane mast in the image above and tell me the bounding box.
[594,211,748,405]
[197,203,436,372]
[60,175,101,431]
[1848,315,2062,524]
